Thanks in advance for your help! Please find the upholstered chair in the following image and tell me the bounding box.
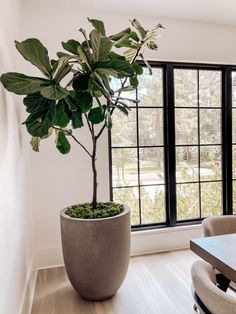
[191,260,236,314]
[201,215,236,292]
[202,215,236,237]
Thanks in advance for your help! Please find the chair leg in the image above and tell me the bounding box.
[216,273,230,292]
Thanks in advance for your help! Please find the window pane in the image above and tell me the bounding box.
[111,108,136,147]
[233,181,236,214]
[175,109,198,145]
[201,182,222,217]
[199,70,221,107]
[174,69,198,107]
[138,68,163,107]
[111,78,136,100]
[200,146,221,181]
[232,109,236,143]
[112,148,138,187]
[232,145,236,180]
[113,187,139,225]
[200,109,221,144]
[139,108,163,146]
[232,72,236,107]
[140,186,165,223]
[176,183,199,220]
[139,148,164,185]
[176,146,199,183]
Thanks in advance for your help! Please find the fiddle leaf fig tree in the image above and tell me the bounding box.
[0,18,164,213]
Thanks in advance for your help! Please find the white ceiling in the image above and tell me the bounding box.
[24,0,236,27]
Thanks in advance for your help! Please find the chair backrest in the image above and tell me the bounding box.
[191,260,236,314]
[202,215,236,237]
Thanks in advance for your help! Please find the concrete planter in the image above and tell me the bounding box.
[60,206,130,301]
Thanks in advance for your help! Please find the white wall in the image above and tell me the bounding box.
[19,2,236,268]
[0,1,34,313]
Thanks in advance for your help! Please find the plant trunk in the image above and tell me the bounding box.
[92,138,98,210]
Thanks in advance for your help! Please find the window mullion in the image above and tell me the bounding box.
[222,66,233,215]
[165,64,177,226]
[197,70,202,218]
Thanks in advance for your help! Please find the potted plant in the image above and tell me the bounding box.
[0,18,163,300]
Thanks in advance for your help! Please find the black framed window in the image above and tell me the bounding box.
[110,67,166,226]
[109,62,234,229]
[175,69,222,220]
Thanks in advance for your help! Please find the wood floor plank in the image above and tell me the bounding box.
[31,249,199,314]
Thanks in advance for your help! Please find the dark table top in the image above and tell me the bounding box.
[190,233,236,282]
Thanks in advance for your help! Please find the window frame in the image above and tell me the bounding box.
[109,61,235,231]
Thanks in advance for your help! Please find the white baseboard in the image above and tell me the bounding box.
[34,225,202,270]
[131,224,202,256]
[20,261,37,314]
[34,245,64,270]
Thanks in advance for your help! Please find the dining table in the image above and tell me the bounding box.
[190,233,236,290]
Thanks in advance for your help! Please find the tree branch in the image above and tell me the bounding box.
[52,126,93,158]
[85,114,93,135]
[95,95,102,107]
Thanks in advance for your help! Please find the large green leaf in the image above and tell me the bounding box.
[130,75,139,88]
[66,93,85,128]
[98,37,113,61]
[88,106,106,124]
[71,110,83,128]
[64,95,77,111]
[109,51,126,61]
[110,28,131,41]
[139,53,152,74]
[131,19,147,39]
[92,72,114,97]
[73,91,93,113]
[24,104,56,137]
[88,78,103,97]
[95,68,118,77]
[52,56,73,83]
[112,102,129,116]
[41,84,69,100]
[62,39,81,54]
[99,74,114,95]
[0,72,50,95]
[129,31,140,42]
[89,32,112,62]
[15,39,52,78]
[132,62,143,75]
[114,34,132,48]
[77,46,90,67]
[88,18,106,36]
[95,60,134,77]
[55,131,71,154]
[89,29,101,62]
[23,93,55,114]
[123,48,136,62]
[105,110,112,129]
[30,137,40,152]
[72,73,90,91]
[55,100,70,127]
[115,85,136,93]
[147,41,158,50]
[57,52,71,58]
[54,64,72,83]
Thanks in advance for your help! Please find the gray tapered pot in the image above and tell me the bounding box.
[60,205,130,301]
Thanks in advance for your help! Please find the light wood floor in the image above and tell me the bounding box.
[32,249,199,314]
